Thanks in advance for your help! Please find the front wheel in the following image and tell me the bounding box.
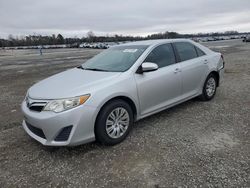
[95,99,133,145]
[199,73,217,101]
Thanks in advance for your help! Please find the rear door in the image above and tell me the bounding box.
[135,43,182,116]
[173,42,208,97]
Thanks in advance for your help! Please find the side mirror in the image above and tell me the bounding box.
[137,62,158,74]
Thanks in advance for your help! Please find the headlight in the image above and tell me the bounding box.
[43,95,90,113]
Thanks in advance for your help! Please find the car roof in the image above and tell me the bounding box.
[116,38,213,55]
[119,38,194,47]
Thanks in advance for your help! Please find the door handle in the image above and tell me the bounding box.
[204,59,208,64]
[174,68,181,73]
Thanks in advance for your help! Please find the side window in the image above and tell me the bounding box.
[174,42,198,62]
[195,46,206,57]
[144,43,176,68]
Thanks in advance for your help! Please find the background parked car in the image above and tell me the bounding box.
[243,36,250,42]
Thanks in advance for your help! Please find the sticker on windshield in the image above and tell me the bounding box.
[123,49,138,53]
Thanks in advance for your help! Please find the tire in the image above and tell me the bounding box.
[199,73,218,101]
[95,99,134,145]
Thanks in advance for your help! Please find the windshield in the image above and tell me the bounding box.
[81,45,148,72]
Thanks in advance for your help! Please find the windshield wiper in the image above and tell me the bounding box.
[77,65,84,69]
[77,65,110,72]
[83,68,109,72]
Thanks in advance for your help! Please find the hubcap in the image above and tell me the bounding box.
[206,77,216,97]
[106,107,130,139]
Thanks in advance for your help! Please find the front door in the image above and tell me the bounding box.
[135,43,182,116]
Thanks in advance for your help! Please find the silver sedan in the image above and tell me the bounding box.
[21,39,224,146]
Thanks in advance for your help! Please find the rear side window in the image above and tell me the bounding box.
[174,42,198,62]
[144,43,176,68]
[195,46,206,57]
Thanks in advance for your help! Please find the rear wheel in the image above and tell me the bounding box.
[95,99,133,145]
[199,73,217,101]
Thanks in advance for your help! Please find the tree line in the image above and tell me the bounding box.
[0,30,246,47]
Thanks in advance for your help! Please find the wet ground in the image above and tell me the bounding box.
[0,39,249,187]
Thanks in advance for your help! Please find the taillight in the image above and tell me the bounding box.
[221,54,224,62]
[221,54,225,68]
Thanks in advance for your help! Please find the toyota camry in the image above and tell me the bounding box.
[22,39,224,146]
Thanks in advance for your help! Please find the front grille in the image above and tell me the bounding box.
[29,105,45,112]
[54,125,73,142]
[26,97,47,112]
[26,121,46,139]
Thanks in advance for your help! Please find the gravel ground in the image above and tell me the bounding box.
[0,40,249,187]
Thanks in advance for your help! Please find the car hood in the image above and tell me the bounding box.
[28,68,121,99]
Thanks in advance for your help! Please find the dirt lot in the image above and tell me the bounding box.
[0,40,249,187]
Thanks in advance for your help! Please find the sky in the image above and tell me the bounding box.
[0,0,250,38]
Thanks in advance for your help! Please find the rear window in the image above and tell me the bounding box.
[174,42,198,62]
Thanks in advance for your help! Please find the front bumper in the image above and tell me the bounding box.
[21,101,97,146]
